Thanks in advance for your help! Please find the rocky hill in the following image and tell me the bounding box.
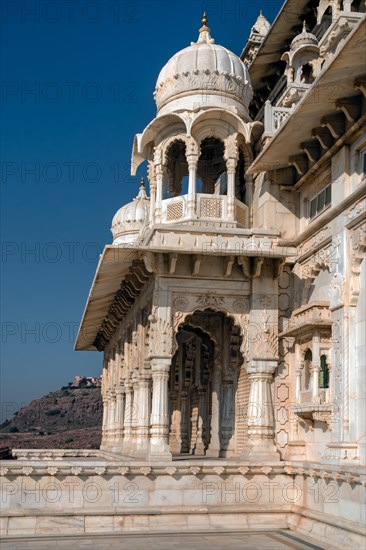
[0,383,103,450]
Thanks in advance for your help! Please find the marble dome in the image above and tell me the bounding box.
[291,21,318,51]
[154,14,252,117]
[111,179,150,245]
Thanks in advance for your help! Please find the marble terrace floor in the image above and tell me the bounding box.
[1,530,330,550]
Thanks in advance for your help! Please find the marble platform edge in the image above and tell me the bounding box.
[1,457,365,485]
[0,504,363,536]
[0,512,365,548]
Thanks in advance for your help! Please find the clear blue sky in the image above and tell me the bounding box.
[0,0,282,420]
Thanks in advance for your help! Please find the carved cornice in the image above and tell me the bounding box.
[94,261,150,351]
[2,455,365,485]
[154,70,251,110]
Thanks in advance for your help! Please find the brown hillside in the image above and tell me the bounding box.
[0,386,102,450]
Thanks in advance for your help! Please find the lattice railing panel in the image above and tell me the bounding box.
[166,200,184,221]
[235,202,248,227]
[200,197,223,218]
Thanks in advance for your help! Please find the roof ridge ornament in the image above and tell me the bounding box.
[194,12,215,45]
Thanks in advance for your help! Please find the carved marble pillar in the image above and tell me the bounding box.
[155,164,163,223]
[123,381,133,454]
[187,154,198,218]
[168,390,181,454]
[130,373,139,452]
[112,387,125,453]
[148,160,156,224]
[180,390,189,453]
[241,360,280,461]
[148,357,172,459]
[226,158,238,222]
[101,396,109,449]
[133,369,151,456]
[108,390,117,449]
[221,380,235,455]
[312,332,320,402]
[194,387,206,455]
[206,363,221,457]
[295,366,302,402]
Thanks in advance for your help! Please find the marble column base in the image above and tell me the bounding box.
[241,441,281,461]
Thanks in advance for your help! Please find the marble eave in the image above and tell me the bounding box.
[75,225,298,350]
[143,224,297,260]
[243,0,309,85]
[248,17,366,173]
[74,246,139,351]
[280,320,332,338]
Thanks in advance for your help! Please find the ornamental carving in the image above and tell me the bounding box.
[301,245,333,280]
[233,299,249,314]
[252,325,279,360]
[347,200,364,220]
[154,70,251,110]
[173,296,188,311]
[224,135,239,161]
[148,315,174,357]
[350,222,366,305]
[196,293,225,308]
[329,272,346,311]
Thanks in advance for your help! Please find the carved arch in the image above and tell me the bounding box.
[160,135,199,165]
[173,306,249,358]
[350,222,366,305]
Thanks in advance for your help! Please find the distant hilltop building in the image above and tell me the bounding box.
[70,375,102,388]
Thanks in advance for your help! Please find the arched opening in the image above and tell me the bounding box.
[303,349,312,390]
[319,354,330,389]
[197,138,226,194]
[350,0,366,12]
[165,140,188,198]
[235,148,248,204]
[319,6,333,33]
[300,63,315,84]
[168,309,246,458]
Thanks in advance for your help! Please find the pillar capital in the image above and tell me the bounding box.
[150,356,171,373]
[247,359,278,375]
[226,157,238,173]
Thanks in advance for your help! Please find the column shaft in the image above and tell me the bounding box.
[148,357,172,460]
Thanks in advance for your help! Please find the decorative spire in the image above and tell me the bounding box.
[196,11,214,44]
[137,177,147,199]
[303,20,307,32]
[252,10,270,37]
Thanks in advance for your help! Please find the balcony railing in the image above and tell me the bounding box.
[264,101,292,137]
[161,193,249,227]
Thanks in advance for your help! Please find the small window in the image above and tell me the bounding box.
[361,151,366,175]
[319,355,329,389]
[303,349,312,390]
[309,184,331,219]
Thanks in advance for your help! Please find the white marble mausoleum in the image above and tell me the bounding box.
[1,2,365,547]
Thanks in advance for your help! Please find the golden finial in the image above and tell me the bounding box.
[197,10,212,44]
[140,177,145,187]
[303,20,307,32]
[260,9,262,16]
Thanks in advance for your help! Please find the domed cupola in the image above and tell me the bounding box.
[111,179,150,245]
[154,13,252,118]
[280,21,321,104]
[290,21,318,52]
